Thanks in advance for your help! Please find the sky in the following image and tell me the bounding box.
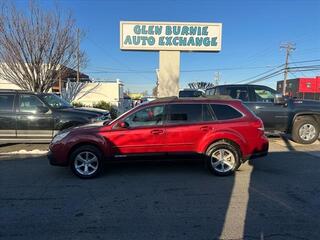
[13,0,320,93]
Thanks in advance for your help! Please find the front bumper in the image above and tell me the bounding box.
[48,149,68,166]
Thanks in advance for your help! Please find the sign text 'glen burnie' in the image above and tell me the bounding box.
[123,24,218,47]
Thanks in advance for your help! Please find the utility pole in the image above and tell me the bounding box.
[76,28,80,82]
[280,42,295,95]
[214,72,220,86]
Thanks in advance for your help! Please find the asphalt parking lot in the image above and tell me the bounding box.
[1,138,320,240]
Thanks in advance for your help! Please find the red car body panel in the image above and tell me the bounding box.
[105,125,166,155]
[48,98,268,166]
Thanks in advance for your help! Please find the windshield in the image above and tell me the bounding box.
[41,94,72,109]
[107,104,141,125]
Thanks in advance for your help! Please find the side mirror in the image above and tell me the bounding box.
[118,121,129,128]
[37,106,49,113]
[274,94,285,105]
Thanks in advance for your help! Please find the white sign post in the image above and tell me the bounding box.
[120,21,222,97]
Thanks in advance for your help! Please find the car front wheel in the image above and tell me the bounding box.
[70,145,102,179]
[206,141,240,176]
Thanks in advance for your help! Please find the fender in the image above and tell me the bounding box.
[197,129,248,157]
[67,132,110,159]
[290,112,320,132]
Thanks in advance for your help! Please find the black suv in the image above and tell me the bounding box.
[206,84,320,144]
[0,90,110,143]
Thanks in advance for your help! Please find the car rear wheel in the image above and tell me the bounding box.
[206,141,240,176]
[70,145,102,179]
[292,116,319,144]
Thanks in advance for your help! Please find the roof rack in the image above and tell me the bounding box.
[152,95,234,103]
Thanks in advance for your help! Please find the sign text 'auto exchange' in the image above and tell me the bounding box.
[120,21,222,52]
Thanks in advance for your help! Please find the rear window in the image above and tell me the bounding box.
[213,86,249,101]
[210,104,243,120]
[0,94,15,112]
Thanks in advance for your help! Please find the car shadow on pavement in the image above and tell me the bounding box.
[1,151,320,240]
[243,151,320,240]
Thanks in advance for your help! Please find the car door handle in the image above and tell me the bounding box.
[255,106,265,110]
[200,126,211,131]
[151,129,164,135]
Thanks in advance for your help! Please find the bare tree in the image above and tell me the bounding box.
[0,1,87,92]
[60,80,88,103]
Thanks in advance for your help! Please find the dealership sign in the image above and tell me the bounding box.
[120,21,222,52]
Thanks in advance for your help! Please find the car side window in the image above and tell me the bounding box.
[167,104,202,124]
[124,105,165,128]
[19,95,46,114]
[226,87,249,102]
[0,94,15,112]
[253,87,275,103]
[210,104,243,120]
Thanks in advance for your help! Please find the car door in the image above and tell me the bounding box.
[246,86,289,131]
[0,93,17,139]
[164,103,212,153]
[16,94,54,139]
[107,104,166,156]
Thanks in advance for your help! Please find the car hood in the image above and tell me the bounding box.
[71,121,112,133]
[75,107,110,114]
[58,107,103,117]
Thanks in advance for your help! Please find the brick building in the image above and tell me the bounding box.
[277,76,320,100]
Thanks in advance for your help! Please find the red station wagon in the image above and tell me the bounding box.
[48,97,269,178]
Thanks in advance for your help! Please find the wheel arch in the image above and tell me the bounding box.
[67,136,109,164]
[290,112,320,132]
[198,131,247,160]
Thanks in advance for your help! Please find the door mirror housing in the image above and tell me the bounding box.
[274,94,285,105]
[36,106,50,113]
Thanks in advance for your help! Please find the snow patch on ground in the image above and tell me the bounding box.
[0,149,48,155]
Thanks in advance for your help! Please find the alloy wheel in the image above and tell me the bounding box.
[74,151,99,176]
[299,124,316,141]
[210,148,236,173]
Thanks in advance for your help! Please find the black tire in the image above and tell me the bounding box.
[205,141,241,176]
[70,145,103,179]
[291,116,319,144]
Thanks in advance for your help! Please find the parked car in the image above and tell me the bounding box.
[48,96,269,178]
[0,90,111,143]
[140,96,157,103]
[179,88,206,98]
[205,84,320,144]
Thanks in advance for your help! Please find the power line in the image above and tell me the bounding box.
[86,65,280,74]
[235,64,285,83]
[86,37,152,81]
[244,66,320,84]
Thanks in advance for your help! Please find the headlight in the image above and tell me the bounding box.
[52,132,69,144]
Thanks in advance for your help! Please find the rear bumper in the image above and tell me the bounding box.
[244,137,269,162]
[249,147,269,160]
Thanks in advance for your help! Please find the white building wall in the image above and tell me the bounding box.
[74,79,125,113]
[0,79,21,90]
